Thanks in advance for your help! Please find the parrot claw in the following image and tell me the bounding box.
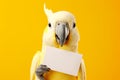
[35,64,51,80]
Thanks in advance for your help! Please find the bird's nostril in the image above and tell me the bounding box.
[58,23,60,25]
[66,23,68,26]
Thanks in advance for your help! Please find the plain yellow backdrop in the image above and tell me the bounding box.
[0,0,120,80]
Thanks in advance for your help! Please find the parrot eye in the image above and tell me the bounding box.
[48,23,51,27]
[73,23,76,28]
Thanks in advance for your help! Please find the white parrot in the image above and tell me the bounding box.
[30,4,86,80]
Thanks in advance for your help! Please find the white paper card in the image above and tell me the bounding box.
[42,46,82,76]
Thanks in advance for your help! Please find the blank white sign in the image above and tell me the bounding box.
[42,46,82,76]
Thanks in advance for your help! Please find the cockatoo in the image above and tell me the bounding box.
[30,4,86,80]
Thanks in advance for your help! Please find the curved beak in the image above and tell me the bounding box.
[55,22,69,47]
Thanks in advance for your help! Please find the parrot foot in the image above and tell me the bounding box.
[35,64,51,80]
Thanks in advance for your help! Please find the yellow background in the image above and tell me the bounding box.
[0,0,120,80]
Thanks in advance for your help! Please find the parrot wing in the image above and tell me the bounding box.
[30,51,41,80]
[78,59,86,80]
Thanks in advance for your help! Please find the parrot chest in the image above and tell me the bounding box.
[44,70,77,80]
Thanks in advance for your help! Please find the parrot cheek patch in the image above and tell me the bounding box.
[41,46,82,76]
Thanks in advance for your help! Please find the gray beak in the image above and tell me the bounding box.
[55,22,70,47]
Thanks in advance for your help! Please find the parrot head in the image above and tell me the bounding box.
[42,4,80,51]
